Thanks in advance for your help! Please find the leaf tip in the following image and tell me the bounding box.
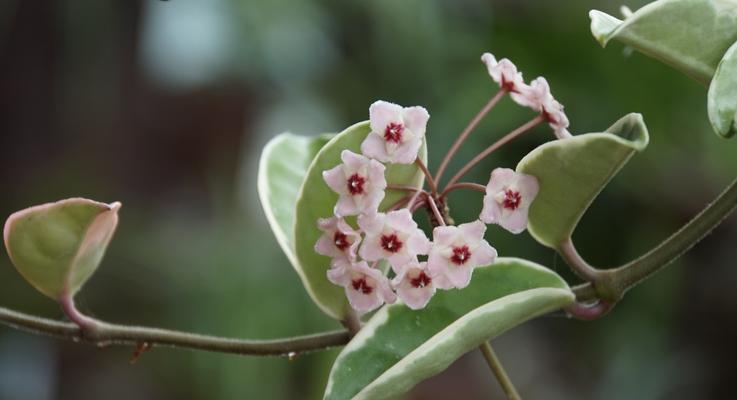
[606,112,650,150]
[589,9,622,47]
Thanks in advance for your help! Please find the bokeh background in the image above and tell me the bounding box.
[2,0,736,399]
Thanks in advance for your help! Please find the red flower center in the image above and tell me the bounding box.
[501,76,516,92]
[333,231,350,251]
[450,245,471,265]
[346,173,366,195]
[352,277,373,294]
[384,122,404,143]
[380,233,403,253]
[410,271,432,288]
[502,189,521,210]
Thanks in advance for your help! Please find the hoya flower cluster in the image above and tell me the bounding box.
[316,52,568,313]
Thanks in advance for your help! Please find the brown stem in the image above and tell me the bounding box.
[443,182,487,196]
[426,196,446,226]
[415,158,438,195]
[435,90,507,184]
[0,306,349,356]
[479,341,521,400]
[443,115,545,193]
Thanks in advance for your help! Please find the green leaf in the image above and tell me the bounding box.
[324,258,574,400]
[517,113,649,249]
[258,132,334,280]
[3,198,121,300]
[708,41,737,138]
[293,121,427,320]
[590,0,737,85]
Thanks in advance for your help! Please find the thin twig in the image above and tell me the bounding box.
[415,158,438,195]
[387,195,412,211]
[388,184,429,194]
[408,188,428,213]
[435,90,506,184]
[443,182,487,195]
[479,341,521,400]
[0,306,349,357]
[426,196,446,226]
[443,115,545,194]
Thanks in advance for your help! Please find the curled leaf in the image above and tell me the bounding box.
[517,113,649,249]
[3,198,121,300]
[708,41,737,138]
[259,132,334,278]
[590,0,737,85]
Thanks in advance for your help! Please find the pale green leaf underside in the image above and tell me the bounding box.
[708,41,737,138]
[517,113,649,249]
[324,258,573,400]
[3,198,120,300]
[258,132,334,295]
[293,121,427,320]
[590,0,737,85]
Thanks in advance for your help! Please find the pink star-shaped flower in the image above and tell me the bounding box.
[361,100,429,164]
[323,150,387,216]
[427,220,497,289]
[481,53,525,94]
[358,209,431,274]
[543,98,571,139]
[480,168,539,234]
[315,217,362,262]
[512,77,571,139]
[327,260,396,313]
[391,261,442,310]
[511,76,552,113]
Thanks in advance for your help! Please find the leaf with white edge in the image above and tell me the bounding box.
[294,121,427,320]
[3,198,121,300]
[324,258,574,400]
[517,113,649,249]
[258,132,334,281]
[590,0,737,85]
[708,41,737,138]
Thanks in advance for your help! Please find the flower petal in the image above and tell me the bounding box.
[401,106,429,138]
[361,132,391,162]
[323,165,347,194]
[369,101,403,135]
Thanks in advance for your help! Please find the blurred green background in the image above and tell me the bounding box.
[1,0,736,399]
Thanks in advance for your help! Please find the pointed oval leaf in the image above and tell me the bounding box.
[708,41,737,138]
[590,0,737,85]
[258,132,334,276]
[3,198,121,300]
[294,121,427,320]
[324,258,574,400]
[517,113,649,249]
